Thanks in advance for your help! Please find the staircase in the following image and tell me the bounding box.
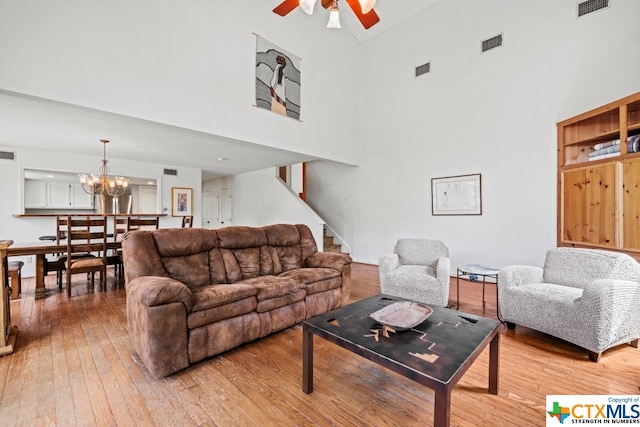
[323,226,348,254]
[275,164,350,255]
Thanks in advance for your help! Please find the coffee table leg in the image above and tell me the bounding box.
[434,388,451,427]
[302,324,313,394]
[489,333,499,395]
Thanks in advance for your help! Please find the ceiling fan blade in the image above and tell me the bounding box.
[273,0,300,16]
[344,0,380,29]
[321,0,333,8]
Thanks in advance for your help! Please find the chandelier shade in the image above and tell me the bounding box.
[327,0,341,28]
[78,139,129,197]
[358,0,375,14]
[299,0,316,14]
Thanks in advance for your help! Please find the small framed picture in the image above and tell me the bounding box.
[171,187,193,217]
[431,173,482,215]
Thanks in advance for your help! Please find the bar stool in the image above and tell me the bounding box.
[8,260,24,300]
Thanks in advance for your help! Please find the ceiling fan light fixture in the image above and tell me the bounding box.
[358,0,375,14]
[299,0,316,15]
[326,1,341,28]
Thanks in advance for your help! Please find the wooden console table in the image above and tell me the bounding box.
[1,240,18,355]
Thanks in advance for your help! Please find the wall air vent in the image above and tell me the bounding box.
[415,62,431,77]
[481,34,503,53]
[0,151,16,161]
[577,0,610,17]
[163,168,178,176]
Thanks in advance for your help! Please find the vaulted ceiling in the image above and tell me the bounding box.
[1,1,442,180]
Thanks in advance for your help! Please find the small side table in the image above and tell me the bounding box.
[456,264,499,310]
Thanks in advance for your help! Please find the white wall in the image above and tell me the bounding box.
[0,0,360,165]
[231,168,325,249]
[305,0,640,268]
[0,145,200,276]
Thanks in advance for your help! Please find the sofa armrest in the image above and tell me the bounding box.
[580,279,640,316]
[305,252,352,271]
[126,276,194,377]
[127,276,195,312]
[498,265,544,290]
[435,256,451,285]
[579,279,640,350]
[379,253,400,279]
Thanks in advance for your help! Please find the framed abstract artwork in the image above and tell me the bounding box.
[431,174,482,215]
[171,187,193,217]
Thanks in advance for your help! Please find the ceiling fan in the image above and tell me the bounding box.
[273,0,380,30]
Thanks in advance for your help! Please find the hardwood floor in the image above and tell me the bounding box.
[1,263,639,426]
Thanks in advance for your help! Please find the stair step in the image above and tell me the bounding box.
[322,226,348,254]
[323,244,342,253]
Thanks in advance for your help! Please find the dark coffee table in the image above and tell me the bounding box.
[302,294,500,427]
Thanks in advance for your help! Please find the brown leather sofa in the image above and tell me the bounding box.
[122,223,352,377]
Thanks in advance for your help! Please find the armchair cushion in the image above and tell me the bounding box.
[379,239,450,307]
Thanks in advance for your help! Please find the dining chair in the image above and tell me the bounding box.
[64,216,108,297]
[127,216,159,231]
[45,216,95,290]
[181,215,194,228]
[107,216,128,285]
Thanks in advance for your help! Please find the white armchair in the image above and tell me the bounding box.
[378,239,450,307]
[498,247,640,361]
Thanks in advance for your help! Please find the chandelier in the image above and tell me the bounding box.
[78,139,130,196]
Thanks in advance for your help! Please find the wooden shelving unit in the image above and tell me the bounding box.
[1,240,17,356]
[557,91,640,258]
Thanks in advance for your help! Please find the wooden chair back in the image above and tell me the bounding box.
[181,216,194,228]
[113,216,128,241]
[56,216,69,245]
[127,216,159,232]
[65,216,108,296]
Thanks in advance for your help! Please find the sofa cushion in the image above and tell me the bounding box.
[394,238,448,267]
[543,248,628,289]
[217,226,268,249]
[256,290,306,313]
[208,248,228,284]
[153,228,220,257]
[273,246,303,271]
[190,283,257,312]
[279,268,342,295]
[264,224,304,270]
[237,275,304,301]
[162,252,211,289]
[187,296,257,329]
[231,247,261,279]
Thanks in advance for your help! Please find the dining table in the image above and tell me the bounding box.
[3,239,121,299]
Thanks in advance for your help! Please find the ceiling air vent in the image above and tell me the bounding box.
[481,34,503,53]
[0,151,16,161]
[577,0,610,17]
[163,168,178,176]
[415,62,431,77]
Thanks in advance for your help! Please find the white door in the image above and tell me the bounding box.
[202,189,219,229]
[221,187,232,227]
[139,186,157,214]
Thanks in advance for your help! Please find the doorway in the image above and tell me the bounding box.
[202,189,219,229]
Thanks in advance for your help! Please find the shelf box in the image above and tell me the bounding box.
[562,110,620,146]
[628,100,640,130]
